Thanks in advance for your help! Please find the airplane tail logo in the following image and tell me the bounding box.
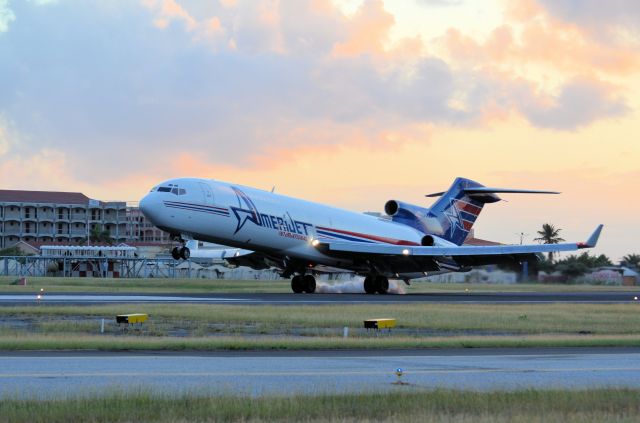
[424,177,559,245]
[427,178,493,245]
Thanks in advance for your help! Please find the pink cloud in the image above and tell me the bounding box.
[443,16,640,75]
[331,0,395,57]
[145,0,197,30]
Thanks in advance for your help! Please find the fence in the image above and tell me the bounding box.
[0,256,282,280]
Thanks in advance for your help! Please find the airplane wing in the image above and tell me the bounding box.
[223,250,273,270]
[315,225,603,266]
[225,251,353,274]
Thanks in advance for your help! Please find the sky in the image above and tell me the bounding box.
[0,0,639,261]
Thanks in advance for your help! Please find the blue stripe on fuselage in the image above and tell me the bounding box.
[164,202,229,217]
[164,201,229,214]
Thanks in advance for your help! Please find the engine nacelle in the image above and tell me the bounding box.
[384,200,431,234]
[420,234,458,247]
[384,200,428,219]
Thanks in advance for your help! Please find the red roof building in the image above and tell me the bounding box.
[0,190,90,205]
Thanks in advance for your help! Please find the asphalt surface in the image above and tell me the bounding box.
[0,291,639,305]
[1,348,639,398]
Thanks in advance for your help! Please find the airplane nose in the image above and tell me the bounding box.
[139,194,150,215]
[139,193,161,224]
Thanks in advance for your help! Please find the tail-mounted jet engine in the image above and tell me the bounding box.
[420,234,456,247]
[384,200,430,234]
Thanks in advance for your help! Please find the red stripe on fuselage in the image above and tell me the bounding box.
[316,227,419,246]
[463,220,473,231]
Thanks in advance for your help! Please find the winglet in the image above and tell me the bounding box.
[578,224,604,249]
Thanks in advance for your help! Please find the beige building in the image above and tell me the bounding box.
[125,207,172,243]
[0,189,170,249]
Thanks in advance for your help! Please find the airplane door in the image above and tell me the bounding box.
[198,182,214,205]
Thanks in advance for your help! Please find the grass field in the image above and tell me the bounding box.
[2,389,639,423]
[1,276,638,294]
[3,302,640,334]
[2,333,640,351]
[0,276,293,293]
[2,302,640,350]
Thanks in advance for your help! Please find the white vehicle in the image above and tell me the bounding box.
[139,177,602,294]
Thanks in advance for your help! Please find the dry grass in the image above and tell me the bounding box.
[3,302,640,350]
[1,276,636,294]
[2,303,640,334]
[1,333,640,351]
[0,276,291,293]
[2,389,639,423]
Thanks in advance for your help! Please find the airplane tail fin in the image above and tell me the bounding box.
[426,177,558,245]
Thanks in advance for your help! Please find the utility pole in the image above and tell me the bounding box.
[517,232,530,282]
[517,232,529,245]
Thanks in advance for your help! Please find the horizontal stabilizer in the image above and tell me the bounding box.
[426,187,559,197]
[465,187,560,195]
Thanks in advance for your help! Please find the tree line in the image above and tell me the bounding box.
[533,223,638,278]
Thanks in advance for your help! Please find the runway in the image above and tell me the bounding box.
[0,291,638,305]
[1,348,639,398]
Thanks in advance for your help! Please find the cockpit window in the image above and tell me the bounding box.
[157,185,187,195]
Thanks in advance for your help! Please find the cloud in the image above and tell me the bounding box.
[439,2,636,129]
[417,0,463,6]
[0,115,18,156]
[515,78,628,130]
[0,124,9,156]
[537,0,640,37]
[443,21,640,76]
[0,0,15,32]
[331,0,394,57]
[0,0,636,190]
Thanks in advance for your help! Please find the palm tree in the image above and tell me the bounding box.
[534,223,565,261]
[89,225,114,245]
[620,254,640,269]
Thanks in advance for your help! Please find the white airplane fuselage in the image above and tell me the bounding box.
[140,176,602,294]
[139,177,424,269]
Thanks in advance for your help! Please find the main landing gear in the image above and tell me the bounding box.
[171,245,190,260]
[363,275,389,295]
[291,274,316,294]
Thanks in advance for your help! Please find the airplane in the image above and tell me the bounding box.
[139,177,603,294]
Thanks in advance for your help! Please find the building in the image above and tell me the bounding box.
[0,189,171,249]
[125,207,172,243]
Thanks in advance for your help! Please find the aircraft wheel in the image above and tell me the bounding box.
[291,275,304,293]
[179,247,190,260]
[171,247,181,260]
[303,275,316,294]
[363,276,376,294]
[375,275,389,295]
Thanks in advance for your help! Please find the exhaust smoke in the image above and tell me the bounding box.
[315,276,406,294]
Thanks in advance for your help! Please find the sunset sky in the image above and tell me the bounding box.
[0,0,638,260]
